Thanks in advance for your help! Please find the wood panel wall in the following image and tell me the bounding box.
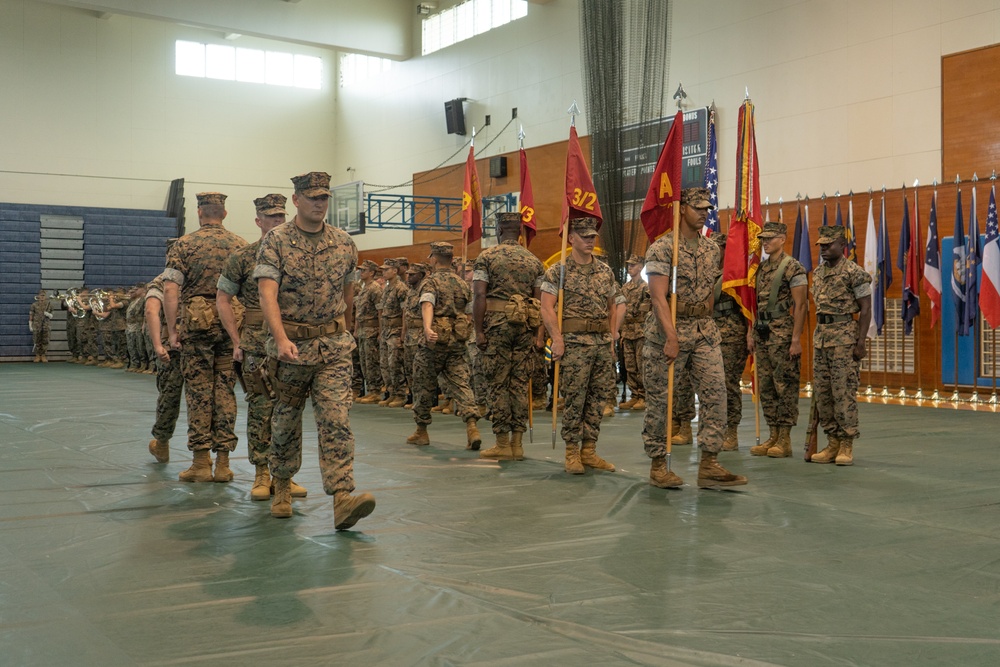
[943,43,1000,181]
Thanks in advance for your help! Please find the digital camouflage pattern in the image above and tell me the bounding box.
[412,268,480,425]
[164,222,246,453]
[355,279,383,393]
[812,258,872,439]
[125,294,148,369]
[474,238,545,434]
[146,277,183,442]
[217,238,273,465]
[253,217,359,492]
[753,253,807,342]
[643,234,726,456]
[29,297,51,355]
[540,257,617,444]
[621,276,649,399]
[402,281,423,392]
[379,276,408,399]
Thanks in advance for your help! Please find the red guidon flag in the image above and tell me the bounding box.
[723,99,763,322]
[519,148,537,246]
[640,110,684,241]
[560,125,603,235]
[462,146,482,244]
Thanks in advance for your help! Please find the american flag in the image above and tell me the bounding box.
[922,191,942,329]
[980,186,1000,328]
[702,109,720,235]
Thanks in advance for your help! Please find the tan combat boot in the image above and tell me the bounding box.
[251,465,271,501]
[565,443,585,474]
[810,435,841,464]
[722,425,740,451]
[602,403,615,418]
[671,421,693,445]
[178,450,214,482]
[377,396,392,406]
[480,432,513,460]
[333,490,376,530]
[619,396,637,410]
[750,425,778,456]
[441,399,454,415]
[649,457,683,488]
[510,431,525,460]
[271,477,292,518]
[697,452,748,488]
[40,354,48,363]
[148,438,170,463]
[358,393,380,404]
[767,426,793,458]
[580,440,615,471]
[407,424,430,446]
[531,396,547,411]
[465,419,482,450]
[213,450,234,482]
[631,398,646,410]
[387,395,407,408]
[835,437,854,466]
[289,479,308,497]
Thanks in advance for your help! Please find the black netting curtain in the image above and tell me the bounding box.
[581,0,671,283]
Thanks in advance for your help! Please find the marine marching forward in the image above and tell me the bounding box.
[51,174,871,532]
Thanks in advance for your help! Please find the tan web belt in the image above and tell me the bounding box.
[561,318,609,334]
[281,316,347,340]
[816,313,854,324]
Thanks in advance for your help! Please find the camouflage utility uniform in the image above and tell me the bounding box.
[218,238,272,467]
[811,245,871,458]
[474,238,544,446]
[253,218,361,494]
[29,295,51,359]
[125,294,148,370]
[643,235,726,457]
[164,217,246,456]
[355,273,383,398]
[620,272,649,404]
[146,276,183,444]
[379,268,408,402]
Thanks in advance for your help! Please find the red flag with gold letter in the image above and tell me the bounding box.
[640,110,684,242]
[560,125,603,235]
[519,148,537,246]
[462,146,482,244]
[722,99,762,322]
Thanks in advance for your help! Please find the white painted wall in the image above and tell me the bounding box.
[671,0,1000,209]
[0,0,337,241]
[332,0,585,251]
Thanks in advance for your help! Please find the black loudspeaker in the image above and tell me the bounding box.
[444,99,466,135]
[489,156,507,179]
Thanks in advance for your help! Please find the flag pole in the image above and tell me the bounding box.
[992,172,999,405]
[864,189,874,397]
[899,185,908,399]
[971,174,982,404]
[912,183,923,399]
[552,104,578,448]
[664,198,681,474]
[931,182,941,402]
[952,176,962,403]
[519,124,535,441]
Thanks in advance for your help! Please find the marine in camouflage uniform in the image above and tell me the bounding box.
[402,262,429,409]
[218,193,307,501]
[104,290,129,368]
[378,258,408,406]
[64,294,80,361]
[540,218,618,474]
[643,188,747,489]
[163,192,247,483]
[406,242,483,451]
[749,221,808,458]
[254,171,375,530]
[29,290,52,361]
[76,289,99,364]
[619,254,649,409]
[461,260,489,411]
[354,260,384,403]
[708,234,750,450]
[473,212,546,460]
[146,273,183,464]
[809,225,872,466]
[125,286,149,371]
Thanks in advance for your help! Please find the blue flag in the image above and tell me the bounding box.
[702,112,720,235]
[791,205,802,263]
[835,201,843,227]
[874,196,893,335]
[798,203,813,273]
[897,192,918,334]
[962,186,981,337]
[952,190,968,335]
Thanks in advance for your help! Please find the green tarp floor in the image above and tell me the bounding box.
[1,363,998,666]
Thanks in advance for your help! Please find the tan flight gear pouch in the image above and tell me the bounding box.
[453,314,471,340]
[267,359,310,408]
[242,363,272,397]
[184,296,217,332]
[503,294,542,328]
[213,355,234,372]
[431,316,454,345]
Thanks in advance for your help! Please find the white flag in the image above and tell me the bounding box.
[863,199,878,339]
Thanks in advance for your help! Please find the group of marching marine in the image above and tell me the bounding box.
[108,177,872,533]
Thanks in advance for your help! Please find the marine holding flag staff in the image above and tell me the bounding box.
[642,188,748,489]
